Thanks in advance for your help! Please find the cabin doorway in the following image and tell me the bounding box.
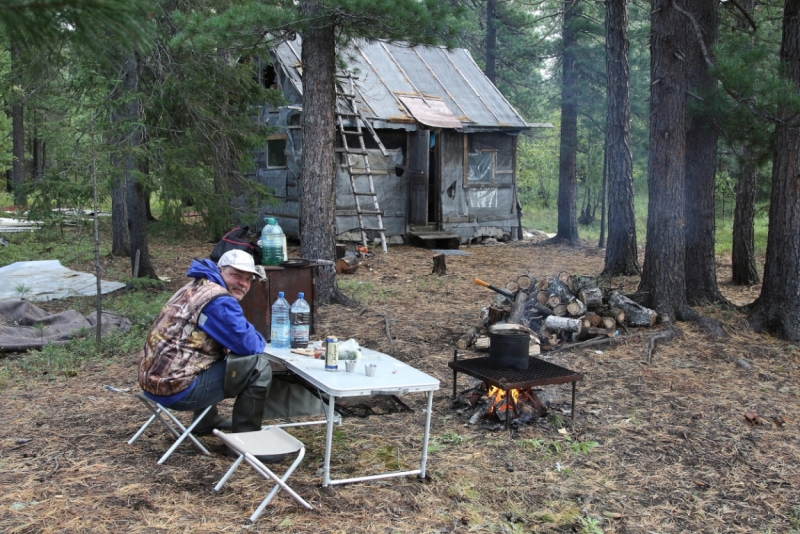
[409,129,438,227]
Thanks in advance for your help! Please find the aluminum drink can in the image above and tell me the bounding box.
[325,337,339,371]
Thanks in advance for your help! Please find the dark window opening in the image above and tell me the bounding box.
[267,138,287,168]
[262,65,277,89]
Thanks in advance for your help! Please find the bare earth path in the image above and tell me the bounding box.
[1,239,797,533]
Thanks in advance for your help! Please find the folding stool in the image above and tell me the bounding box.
[128,391,213,464]
[213,427,314,523]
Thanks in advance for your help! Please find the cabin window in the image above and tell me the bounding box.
[466,150,496,184]
[266,135,287,168]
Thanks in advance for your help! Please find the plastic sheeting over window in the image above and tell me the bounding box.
[466,187,498,208]
[467,151,495,183]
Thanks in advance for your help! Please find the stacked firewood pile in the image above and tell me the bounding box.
[460,272,658,352]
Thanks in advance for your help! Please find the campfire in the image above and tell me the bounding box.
[464,383,548,426]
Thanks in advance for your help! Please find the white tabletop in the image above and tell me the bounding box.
[263,344,440,397]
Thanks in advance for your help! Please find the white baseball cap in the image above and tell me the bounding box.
[218,250,261,277]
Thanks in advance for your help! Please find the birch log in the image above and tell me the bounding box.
[609,292,657,327]
[578,287,603,307]
[544,315,585,334]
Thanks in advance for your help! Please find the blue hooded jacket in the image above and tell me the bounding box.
[186,258,266,356]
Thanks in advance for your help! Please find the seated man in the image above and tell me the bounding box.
[137,249,274,458]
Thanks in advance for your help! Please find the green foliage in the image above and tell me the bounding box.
[375,444,403,470]
[0,227,103,268]
[577,516,604,534]
[0,0,150,53]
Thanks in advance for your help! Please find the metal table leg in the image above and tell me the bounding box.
[419,391,434,479]
[322,394,336,487]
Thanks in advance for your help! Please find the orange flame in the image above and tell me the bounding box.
[486,386,521,415]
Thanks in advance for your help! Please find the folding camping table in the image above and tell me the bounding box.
[263,345,439,487]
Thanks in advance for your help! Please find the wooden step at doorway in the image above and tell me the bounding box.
[408,230,461,250]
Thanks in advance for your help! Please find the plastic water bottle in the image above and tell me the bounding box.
[290,292,311,349]
[261,217,284,266]
[270,291,290,348]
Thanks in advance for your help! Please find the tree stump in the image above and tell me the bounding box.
[431,253,447,275]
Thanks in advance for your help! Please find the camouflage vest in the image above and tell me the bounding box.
[138,278,230,396]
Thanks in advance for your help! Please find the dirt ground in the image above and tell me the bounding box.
[1,235,798,533]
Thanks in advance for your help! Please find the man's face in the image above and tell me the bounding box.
[220,266,252,301]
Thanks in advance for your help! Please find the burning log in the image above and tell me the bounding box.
[609,291,657,327]
[578,287,603,308]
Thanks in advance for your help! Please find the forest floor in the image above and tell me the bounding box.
[1,232,798,533]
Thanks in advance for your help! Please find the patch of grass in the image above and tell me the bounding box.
[428,430,466,453]
[577,515,605,534]
[530,501,582,527]
[375,444,404,470]
[446,483,479,502]
[337,279,399,306]
[0,226,104,269]
[0,288,170,391]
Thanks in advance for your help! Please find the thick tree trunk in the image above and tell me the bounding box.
[602,0,639,275]
[731,0,760,287]
[299,1,339,304]
[10,100,24,206]
[749,0,800,341]
[683,0,724,305]
[553,0,580,244]
[32,136,44,181]
[10,45,25,206]
[638,0,694,322]
[123,53,157,280]
[485,0,497,83]
[731,155,760,285]
[111,179,130,256]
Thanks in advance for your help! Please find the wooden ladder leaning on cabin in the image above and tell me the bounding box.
[335,73,388,254]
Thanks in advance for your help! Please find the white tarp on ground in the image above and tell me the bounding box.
[0,260,126,302]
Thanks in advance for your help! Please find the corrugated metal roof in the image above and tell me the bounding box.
[273,38,529,130]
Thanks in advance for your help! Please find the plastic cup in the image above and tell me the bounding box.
[365,364,376,377]
[345,360,357,373]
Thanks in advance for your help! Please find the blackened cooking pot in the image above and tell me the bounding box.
[488,331,530,370]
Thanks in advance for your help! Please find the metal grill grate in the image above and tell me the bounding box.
[448,356,582,391]
[448,353,583,425]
